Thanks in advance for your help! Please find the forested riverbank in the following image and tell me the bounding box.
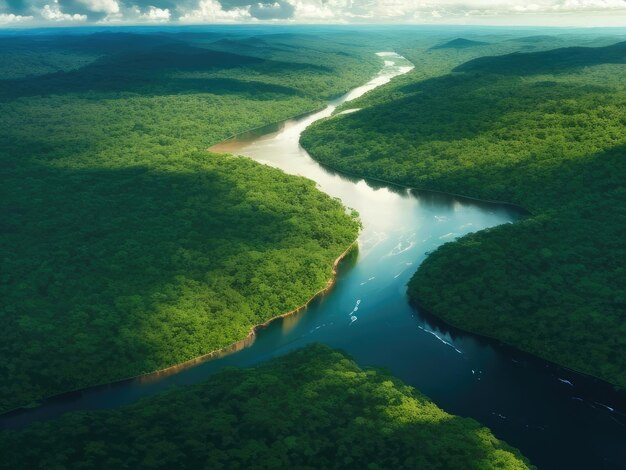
[0,344,534,470]
[301,36,626,387]
[0,30,378,412]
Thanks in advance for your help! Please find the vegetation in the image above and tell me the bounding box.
[0,31,379,412]
[301,38,626,386]
[0,344,533,469]
[455,40,626,74]
[430,38,489,50]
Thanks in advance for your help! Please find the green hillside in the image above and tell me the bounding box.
[0,31,378,412]
[301,39,626,386]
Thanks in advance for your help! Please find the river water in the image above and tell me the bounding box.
[2,53,625,469]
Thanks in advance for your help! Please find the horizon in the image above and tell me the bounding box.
[2,22,626,33]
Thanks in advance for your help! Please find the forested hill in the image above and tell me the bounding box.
[0,345,534,470]
[0,45,265,100]
[431,38,489,50]
[300,35,626,386]
[0,31,379,412]
[455,41,626,75]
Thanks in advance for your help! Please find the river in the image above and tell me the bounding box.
[2,53,625,469]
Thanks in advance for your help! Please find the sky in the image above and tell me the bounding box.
[1,0,625,26]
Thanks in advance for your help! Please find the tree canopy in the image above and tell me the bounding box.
[301,37,626,387]
[0,31,377,412]
[0,345,534,470]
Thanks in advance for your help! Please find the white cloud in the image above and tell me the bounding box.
[556,0,626,9]
[41,0,88,21]
[77,0,120,14]
[140,6,171,22]
[0,13,34,24]
[287,0,336,19]
[282,0,626,23]
[3,0,625,25]
[180,0,252,22]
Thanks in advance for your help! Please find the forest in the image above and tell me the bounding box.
[2,26,621,469]
[301,36,626,386]
[0,344,534,469]
[0,30,379,412]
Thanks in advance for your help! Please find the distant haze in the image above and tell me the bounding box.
[1,0,625,27]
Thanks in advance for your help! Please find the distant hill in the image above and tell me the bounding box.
[0,44,266,99]
[506,35,557,43]
[430,38,488,50]
[54,32,181,54]
[455,41,626,75]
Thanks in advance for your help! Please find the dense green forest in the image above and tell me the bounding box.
[301,38,626,386]
[0,344,533,469]
[0,31,380,412]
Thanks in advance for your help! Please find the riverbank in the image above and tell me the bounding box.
[137,241,358,384]
[304,128,626,391]
[0,240,359,418]
[301,134,626,391]
[298,155,533,216]
[300,42,626,389]
[1,53,397,417]
[0,345,535,470]
[0,30,385,414]
[303,139,626,390]
[409,297,626,393]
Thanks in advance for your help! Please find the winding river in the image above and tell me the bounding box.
[2,54,625,469]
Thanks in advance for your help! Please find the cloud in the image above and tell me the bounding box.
[280,0,626,22]
[179,0,251,22]
[555,0,626,9]
[249,1,294,19]
[40,0,88,20]
[140,4,170,20]
[0,11,33,22]
[0,0,624,24]
[286,0,336,19]
[76,0,119,13]
[289,0,626,19]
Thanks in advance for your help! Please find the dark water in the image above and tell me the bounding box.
[2,54,625,470]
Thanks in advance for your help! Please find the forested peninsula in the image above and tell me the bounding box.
[0,344,534,470]
[0,31,378,412]
[301,37,626,386]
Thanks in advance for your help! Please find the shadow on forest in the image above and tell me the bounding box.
[454,41,626,75]
[0,32,176,55]
[0,41,332,100]
[429,38,489,50]
[208,35,337,54]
